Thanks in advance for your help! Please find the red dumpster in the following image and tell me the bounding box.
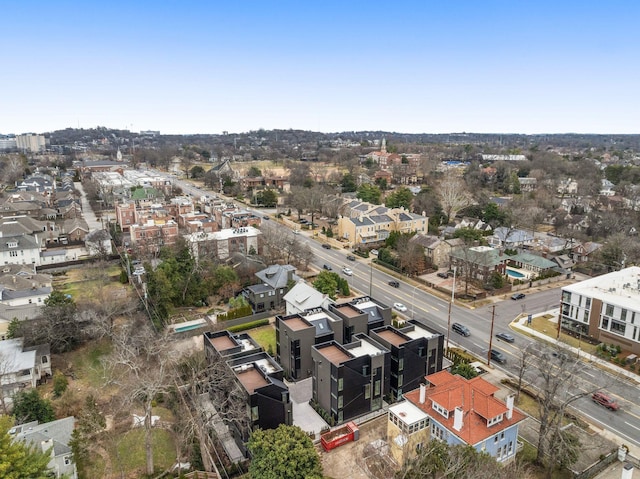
[320,421,359,452]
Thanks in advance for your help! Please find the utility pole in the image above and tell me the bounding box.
[487,305,496,366]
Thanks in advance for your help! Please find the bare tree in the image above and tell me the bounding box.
[529,347,606,477]
[103,318,175,476]
[437,172,473,222]
[0,349,17,414]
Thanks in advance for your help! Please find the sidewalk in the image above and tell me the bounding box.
[512,311,640,385]
[511,310,640,460]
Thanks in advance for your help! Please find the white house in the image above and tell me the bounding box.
[0,234,41,266]
[0,338,51,407]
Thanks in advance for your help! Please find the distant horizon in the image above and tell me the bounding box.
[4,1,640,136]
[3,126,639,138]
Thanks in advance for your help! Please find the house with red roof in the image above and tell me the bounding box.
[387,370,526,465]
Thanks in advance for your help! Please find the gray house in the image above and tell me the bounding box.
[11,417,77,478]
[243,264,300,312]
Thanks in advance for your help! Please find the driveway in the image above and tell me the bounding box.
[286,378,327,437]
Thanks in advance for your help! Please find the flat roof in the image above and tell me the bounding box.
[235,366,268,394]
[389,401,429,425]
[375,329,408,347]
[563,266,640,309]
[333,304,361,318]
[318,344,352,366]
[404,323,439,341]
[348,338,385,358]
[209,334,236,352]
[283,316,311,332]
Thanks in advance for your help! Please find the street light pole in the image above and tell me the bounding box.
[411,285,417,319]
[369,259,373,297]
[446,267,457,351]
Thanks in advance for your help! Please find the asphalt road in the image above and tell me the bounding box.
[158,171,640,449]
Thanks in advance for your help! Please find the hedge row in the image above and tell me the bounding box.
[227,319,270,333]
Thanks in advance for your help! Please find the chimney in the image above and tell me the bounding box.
[621,463,634,479]
[453,407,463,431]
[506,394,515,420]
[359,215,363,222]
[419,384,426,404]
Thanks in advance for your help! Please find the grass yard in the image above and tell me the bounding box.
[249,324,276,355]
[514,314,598,355]
[56,264,125,301]
[112,427,176,475]
[68,339,113,388]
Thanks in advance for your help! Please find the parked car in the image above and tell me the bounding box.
[346,255,356,261]
[262,215,270,220]
[511,293,526,300]
[370,249,378,256]
[591,392,619,411]
[496,332,515,343]
[437,272,449,279]
[452,323,470,337]
[490,349,507,364]
[393,302,408,312]
[323,264,332,270]
[342,267,353,276]
[293,229,300,235]
[388,280,400,288]
[322,243,332,249]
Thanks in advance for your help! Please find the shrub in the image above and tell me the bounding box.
[53,371,69,398]
[227,319,270,333]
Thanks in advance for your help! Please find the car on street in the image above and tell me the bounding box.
[452,323,471,337]
[370,249,378,256]
[490,349,507,364]
[388,280,400,288]
[322,243,332,249]
[511,293,526,300]
[346,255,356,261]
[393,302,408,312]
[437,272,449,279]
[591,392,619,411]
[496,332,515,343]
[293,229,300,235]
[342,267,353,276]
[323,264,332,270]
[262,215,270,220]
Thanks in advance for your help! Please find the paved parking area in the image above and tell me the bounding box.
[286,378,327,437]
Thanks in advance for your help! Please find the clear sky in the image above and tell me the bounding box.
[3,1,639,135]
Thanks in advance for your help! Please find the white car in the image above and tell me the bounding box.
[393,302,408,312]
[342,267,353,276]
[293,229,300,235]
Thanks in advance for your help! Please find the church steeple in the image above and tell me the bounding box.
[381,138,387,153]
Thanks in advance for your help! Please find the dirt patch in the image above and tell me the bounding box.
[320,415,397,479]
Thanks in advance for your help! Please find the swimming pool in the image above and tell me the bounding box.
[174,323,205,333]
[507,269,526,279]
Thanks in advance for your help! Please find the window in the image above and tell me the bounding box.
[338,396,343,408]
[398,374,403,387]
[42,356,48,364]
[586,297,591,308]
[251,406,259,421]
[64,456,71,465]
[508,441,514,455]
[338,378,343,392]
[602,317,609,329]
[606,304,614,316]
[621,309,628,322]
[611,320,626,335]
[374,380,381,396]
[495,435,499,443]
[364,384,371,399]
[398,358,404,371]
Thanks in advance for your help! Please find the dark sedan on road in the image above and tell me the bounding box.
[490,349,507,364]
[511,293,526,300]
[496,332,515,343]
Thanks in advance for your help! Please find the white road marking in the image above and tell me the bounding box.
[582,370,596,378]
[625,421,640,433]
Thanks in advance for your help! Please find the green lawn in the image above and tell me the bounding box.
[67,340,112,388]
[249,324,276,355]
[113,427,176,474]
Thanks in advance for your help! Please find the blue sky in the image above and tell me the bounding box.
[3,1,639,135]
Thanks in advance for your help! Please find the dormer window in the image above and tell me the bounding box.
[487,414,504,426]
[431,401,449,418]
[7,241,18,248]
